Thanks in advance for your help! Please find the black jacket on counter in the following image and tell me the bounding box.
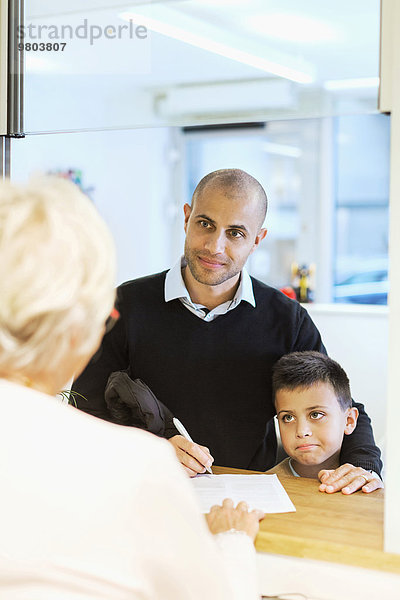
[73,271,382,474]
[104,372,176,438]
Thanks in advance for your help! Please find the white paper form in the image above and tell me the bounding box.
[191,473,296,514]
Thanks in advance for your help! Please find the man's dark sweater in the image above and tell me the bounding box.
[73,271,382,473]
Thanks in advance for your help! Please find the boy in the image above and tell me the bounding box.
[270,351,382,492]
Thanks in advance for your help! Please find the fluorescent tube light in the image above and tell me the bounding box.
[119,11,314,84]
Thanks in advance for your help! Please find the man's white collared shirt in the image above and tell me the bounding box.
[164,256,256,322]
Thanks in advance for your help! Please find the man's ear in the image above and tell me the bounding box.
[344,407,359,435]
[250,228,268,254]
[183,203,192,232]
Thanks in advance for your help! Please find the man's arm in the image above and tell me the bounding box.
[291,304,326,354]
[340,401,382,474]
[318,464,383,494]
[293,306,383,480]
[316,400,383,494]
[72,292,129,421]
[168,435,214,477]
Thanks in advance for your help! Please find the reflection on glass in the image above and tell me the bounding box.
[23,0,380,133]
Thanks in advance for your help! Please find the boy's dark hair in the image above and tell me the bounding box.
[272,351,351,410]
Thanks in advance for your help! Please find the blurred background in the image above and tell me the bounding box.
[10,0,388,305]
[6,0,388,450]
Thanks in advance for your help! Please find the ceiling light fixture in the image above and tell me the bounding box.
[262,142,302,158]
[324,77,379,90]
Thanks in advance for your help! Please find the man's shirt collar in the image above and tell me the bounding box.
[165,256,256,314]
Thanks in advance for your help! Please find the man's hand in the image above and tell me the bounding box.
[206,498,265,542]
[318,463,384,495]
[168,435,214,477]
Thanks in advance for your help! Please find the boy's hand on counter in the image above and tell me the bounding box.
[318,463,383,494]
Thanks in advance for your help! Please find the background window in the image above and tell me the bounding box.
[333,114,390,304]
[184,114,390,304]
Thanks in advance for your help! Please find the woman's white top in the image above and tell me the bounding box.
[0,379,259,599]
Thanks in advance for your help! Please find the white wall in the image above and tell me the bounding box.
[11,127,176,284]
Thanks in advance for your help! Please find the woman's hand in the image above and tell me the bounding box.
[205,498,265,542]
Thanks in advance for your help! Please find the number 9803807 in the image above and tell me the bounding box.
[18,42,66,51]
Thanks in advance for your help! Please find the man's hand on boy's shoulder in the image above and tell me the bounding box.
[318,463,383,495]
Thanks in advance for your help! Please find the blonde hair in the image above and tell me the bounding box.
[0,177,116,377]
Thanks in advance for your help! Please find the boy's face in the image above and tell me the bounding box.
[275,382,358,467]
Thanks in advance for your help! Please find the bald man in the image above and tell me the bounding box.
[73,169,382,493]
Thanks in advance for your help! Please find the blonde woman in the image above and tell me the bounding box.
[0,178,263,600]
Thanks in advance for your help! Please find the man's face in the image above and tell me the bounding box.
[183,184,267,287]
[275,382,357,468]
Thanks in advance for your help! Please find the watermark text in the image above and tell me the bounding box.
[18,19,147,46]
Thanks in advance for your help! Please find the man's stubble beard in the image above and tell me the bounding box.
[184,244,240,286]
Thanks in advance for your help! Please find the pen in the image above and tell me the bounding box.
[173,417,213,474]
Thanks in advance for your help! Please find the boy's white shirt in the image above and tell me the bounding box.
[288,458,301,477]
[288,456,380,481]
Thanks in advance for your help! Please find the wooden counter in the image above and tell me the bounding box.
[213,466,400,573]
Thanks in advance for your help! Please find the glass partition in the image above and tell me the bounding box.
[23,0,381,133]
